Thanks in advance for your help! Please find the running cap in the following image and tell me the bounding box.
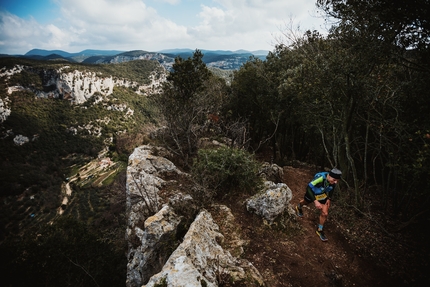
[329,168,342,179]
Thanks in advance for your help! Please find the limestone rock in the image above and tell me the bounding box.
[126,145,265,287]
[2,64,167,105]
[126,145,186,287]
[246,181,293,222]
[143,210,264,287]
[259,162,284,183]
[126,205,182,287]
[13,134,29,146]
[126,145,181,228]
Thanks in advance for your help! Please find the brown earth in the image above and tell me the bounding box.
[211,166,418,287]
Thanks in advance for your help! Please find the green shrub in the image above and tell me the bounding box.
[191,147,263,200]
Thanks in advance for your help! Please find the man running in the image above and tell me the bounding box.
[296,168,342,241]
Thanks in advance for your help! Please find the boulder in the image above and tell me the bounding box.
[13,134,29,146]
[246,181,294,222]
[259,162,283,183]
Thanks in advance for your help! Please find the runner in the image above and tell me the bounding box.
[296,168,342,241]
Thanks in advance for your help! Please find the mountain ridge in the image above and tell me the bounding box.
[16,48,270,70]
[24,48,269,57]
[24,49,127,57]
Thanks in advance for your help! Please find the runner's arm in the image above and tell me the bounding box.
[308,176,324,194]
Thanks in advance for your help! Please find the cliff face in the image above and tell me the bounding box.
[37,68,115,104]
[2,63,166,105]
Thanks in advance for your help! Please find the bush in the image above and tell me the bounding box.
[191,147,263,201]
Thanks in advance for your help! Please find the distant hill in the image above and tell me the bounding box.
[24,49,126,63]
[158,48,195,54]
[251,50,270,56]
[158,48,269,55]
[25,49,126,58]
[25,49,73,57]
[158,49,268,70]
[7,48,270,70]
[79,49,266,70]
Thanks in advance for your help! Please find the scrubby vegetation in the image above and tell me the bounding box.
[191,147,263,204]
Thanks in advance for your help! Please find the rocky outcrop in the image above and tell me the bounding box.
[54,69,115,104]
[143,210,264,287]
[105,53,174,71]
[0,65,24,78]
[126,145,185,286]
[246,181,294,223]
[126,205,182,287]
[126,145,265,287]
[126,145,181,225]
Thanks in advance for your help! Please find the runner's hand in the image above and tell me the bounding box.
[314,200,322,209]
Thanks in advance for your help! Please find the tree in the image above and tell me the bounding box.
[317,0,430,65]
[226,57,282,155]
[154,50,227,164]
[316,0,430,216]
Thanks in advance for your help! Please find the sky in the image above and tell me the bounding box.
[0,0,329,55]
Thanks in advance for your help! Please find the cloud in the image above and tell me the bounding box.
[60,0,155,26]
[58,0,191,51]
[154,0,180,4]
[0,0,327,54]
[186,0,325,50]
[0,11,63,54]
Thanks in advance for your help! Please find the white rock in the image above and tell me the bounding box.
[246,181,293,222]
[13,134,29,146]
[126,205,182,287]
[143,210,263,287]
[0,97,11,122]
[126,145,185,287]
[259,162,284,183]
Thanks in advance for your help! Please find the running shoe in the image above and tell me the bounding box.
[296,205,303,217]
[316,229,328,241]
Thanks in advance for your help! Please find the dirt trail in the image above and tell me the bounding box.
[221,166,403,287]
[281,166,398,287]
